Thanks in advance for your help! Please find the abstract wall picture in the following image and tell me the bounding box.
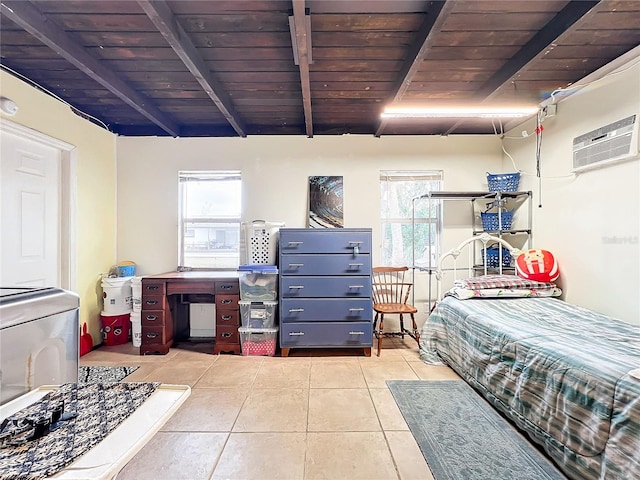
[308,176,344,228]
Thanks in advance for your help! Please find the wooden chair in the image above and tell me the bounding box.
[371,266,420,357]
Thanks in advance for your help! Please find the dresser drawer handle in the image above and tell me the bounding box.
[348,285,364,289]
[145,300,158,305]
[221,299,233,305]
[288,332,305,336]
[146,332,158,339]
[288,263,304,267]
[349,308,365,312]
[349,331,365,335]
[289,308,305,313]
[220,332,233,338]
[146,285,159,291]
[221,314,232,321]
[348,263,364,267]
[288,285,304,290]
[220,284,233,290]
[287,241,304,246]
[145,315,158,321]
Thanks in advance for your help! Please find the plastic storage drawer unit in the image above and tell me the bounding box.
[238,265,278,301]
[239,300,277,328]
[239,327,278,356]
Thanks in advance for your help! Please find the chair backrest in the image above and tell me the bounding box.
[372,266,413,306]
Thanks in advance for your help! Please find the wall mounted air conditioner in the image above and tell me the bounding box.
[572,114,639,172]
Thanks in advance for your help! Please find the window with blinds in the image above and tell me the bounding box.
[178,171,241,269]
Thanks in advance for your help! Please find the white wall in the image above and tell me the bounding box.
[503,56,640,324]
[117,134,502,324]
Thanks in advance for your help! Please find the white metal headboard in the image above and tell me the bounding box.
[435,233,521,301]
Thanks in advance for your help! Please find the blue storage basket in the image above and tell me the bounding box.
[487,172,520,192]
[480,210,513,231]
[482,245,512,268]
[117,264,136,277]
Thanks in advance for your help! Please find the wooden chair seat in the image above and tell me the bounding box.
[374,303,418,315]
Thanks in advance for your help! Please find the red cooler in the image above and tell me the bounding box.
[100,311,131,346]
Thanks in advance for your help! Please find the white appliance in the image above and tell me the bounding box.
[0,287,79,405]
[572,114,639,172]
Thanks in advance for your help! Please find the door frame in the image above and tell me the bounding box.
[1,119,77,291]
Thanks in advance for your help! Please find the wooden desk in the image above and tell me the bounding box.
[140,271,240,355]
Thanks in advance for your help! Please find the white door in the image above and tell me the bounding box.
[1,130,60,287]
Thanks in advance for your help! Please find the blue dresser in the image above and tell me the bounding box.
[279,228,373,357]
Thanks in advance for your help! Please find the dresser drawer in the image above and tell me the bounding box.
[216,294,239,310]
[280,229,371,254]
[215,281,239,295]
[281,276,371,298]
[141,310,167,326]
[217,309,240,326]
[216,325,239,344]
[281,322,372,347]
[141,280,165,295]
[141,294,166,310]
[281,298,372,322]
[141,326,172,345]
[280,254,371,276]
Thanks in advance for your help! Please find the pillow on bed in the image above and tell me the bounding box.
[446,285,563,300]
[454,274,557,291]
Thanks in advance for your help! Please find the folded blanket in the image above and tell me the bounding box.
[454,274,557,291]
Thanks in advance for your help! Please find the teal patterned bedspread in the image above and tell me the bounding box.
[420,296,640,480]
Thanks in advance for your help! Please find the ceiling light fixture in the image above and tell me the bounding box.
[381,106,539,119]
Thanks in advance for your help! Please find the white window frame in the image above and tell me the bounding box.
[178,170,241,270]
[380,170,443,269]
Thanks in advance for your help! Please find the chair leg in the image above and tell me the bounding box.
[399,314,405,338]
[377,314,384,357]
[410,313,420,345]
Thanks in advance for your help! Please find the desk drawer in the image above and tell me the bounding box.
[142,280,165,295]
[216,294,239,310]
[280,322,372,347]
[280,254,371,276]
[217,309,239,326]
[141,295,165,310]
[141,310,166,326]
[281,276,371,298]
[216,325,239,344]
[281,298,372,322]
[141,326,172,345]
[167,281,215,295]
[216,281,239,295]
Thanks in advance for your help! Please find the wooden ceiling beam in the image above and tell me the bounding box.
[138,0,247,137]
[291,0,314,137]
[0,0,180,137]
[444,0,601,135]
[374,0,455,137]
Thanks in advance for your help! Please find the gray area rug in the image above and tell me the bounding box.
[387,380,566,480]
[78,365,139,384]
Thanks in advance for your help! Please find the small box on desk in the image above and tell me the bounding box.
[238,265,278,301]
[239,300,277,328]
[239,327,278,356]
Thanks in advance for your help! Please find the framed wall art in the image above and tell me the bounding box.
[308,176,343,228]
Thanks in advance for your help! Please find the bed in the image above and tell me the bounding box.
[420,234,640,480]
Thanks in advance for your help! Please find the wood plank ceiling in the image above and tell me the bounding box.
[1,0,639,138]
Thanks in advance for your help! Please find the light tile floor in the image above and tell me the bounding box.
[82,339,461,480]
